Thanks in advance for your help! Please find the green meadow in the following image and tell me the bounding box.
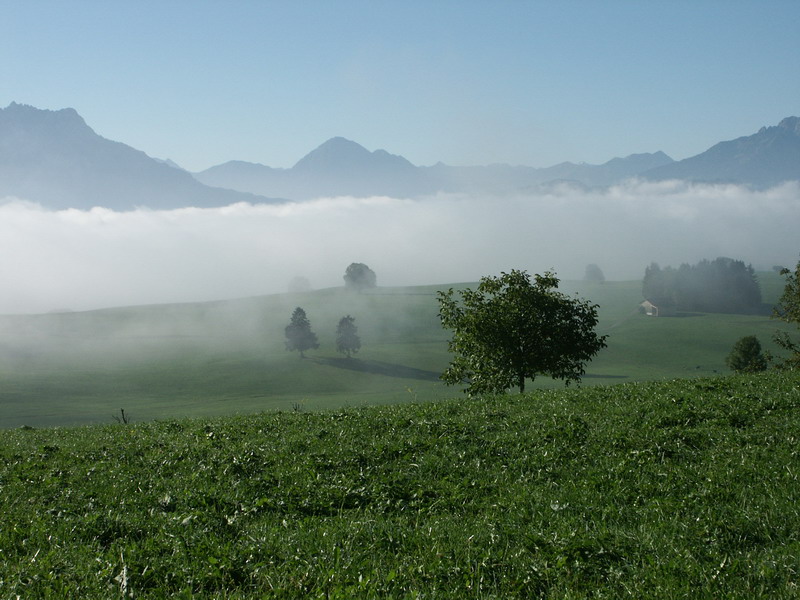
[0,372,797,597]
[0,272,793,428]
[1,271,798,597]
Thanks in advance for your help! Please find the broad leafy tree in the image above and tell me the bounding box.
[335,315,361,358]
[343,263,376,291]
[437,269,607,395]
[726,335,767,373]
[584,263,606,284]
[772,258,800,369]
[284,307,319,358]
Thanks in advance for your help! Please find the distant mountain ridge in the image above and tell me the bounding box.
[2,102,798,209]
[0,102,280,210]
[195,116,799,199]
[196,141,675,200]
[643,116,800,187]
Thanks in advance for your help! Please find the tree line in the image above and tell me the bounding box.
[643,257,762,314]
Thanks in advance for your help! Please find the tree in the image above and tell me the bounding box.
[284,307,319,358]
[726,335,767,373]
[641,257,761,314]
[772,258,800,369]
[335,315,361,358]
[584,263,605,284]
[343,263,376,291]
[437,269,607,395]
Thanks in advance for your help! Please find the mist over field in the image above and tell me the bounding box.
[1,180,798,314]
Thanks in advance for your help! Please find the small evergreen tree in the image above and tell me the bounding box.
[284,307,319,358]
[335,315,361,358]
[726,335,767,373]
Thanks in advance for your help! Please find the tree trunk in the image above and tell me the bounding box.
[518,372,525,394]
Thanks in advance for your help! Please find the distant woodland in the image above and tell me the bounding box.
[643,257,762,314]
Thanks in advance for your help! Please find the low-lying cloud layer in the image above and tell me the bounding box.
[1,180,798,314]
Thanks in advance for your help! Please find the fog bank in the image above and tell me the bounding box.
[1,180,797,314]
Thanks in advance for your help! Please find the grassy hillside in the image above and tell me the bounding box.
[0,272,793,428]
[1,372,797,598]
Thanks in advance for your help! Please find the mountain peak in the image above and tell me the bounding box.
[1,102,94,141]
[3,102,87,125]
[643,116,800,186]
[292,137,414,172]
[319,136,366,150]
[777,116,800,135]
[292,137,370,169]
[0,103,279,209]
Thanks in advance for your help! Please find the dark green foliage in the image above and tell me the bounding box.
[335,315,361,358]
[726,335,767,373]
[0,372,798,598]
[284,307,319,358]
[343,262,376,291]
[772,258,800,369]
[584,263,605,283]
[437,270,607,394]
[643,257,762,314]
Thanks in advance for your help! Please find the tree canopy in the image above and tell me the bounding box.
[642,257,761,314]
[343,263,377,291]
[284,307,319,358]
[437,270,607,395]
[584,264,605,284]
[772,258,800,369]
[335,315,361,358]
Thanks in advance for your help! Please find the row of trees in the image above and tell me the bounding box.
[285,308,361,358]
[643,257,762,314]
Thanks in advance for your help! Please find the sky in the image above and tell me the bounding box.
[1,1,799,314]
[2,1,798,172]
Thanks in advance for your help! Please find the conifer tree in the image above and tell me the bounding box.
[284,307,319,358]
[335,315,361,358]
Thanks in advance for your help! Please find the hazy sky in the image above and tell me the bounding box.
[2,1,798,171]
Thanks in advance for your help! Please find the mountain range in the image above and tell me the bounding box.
[0,103,278,210]
[1,102,798,210]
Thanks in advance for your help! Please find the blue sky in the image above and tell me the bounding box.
[2,1,798,172]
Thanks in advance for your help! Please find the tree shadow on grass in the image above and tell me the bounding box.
[314,357,441,382]
[582,373,629,380]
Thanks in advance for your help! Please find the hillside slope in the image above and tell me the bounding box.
[0,274,793,429]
